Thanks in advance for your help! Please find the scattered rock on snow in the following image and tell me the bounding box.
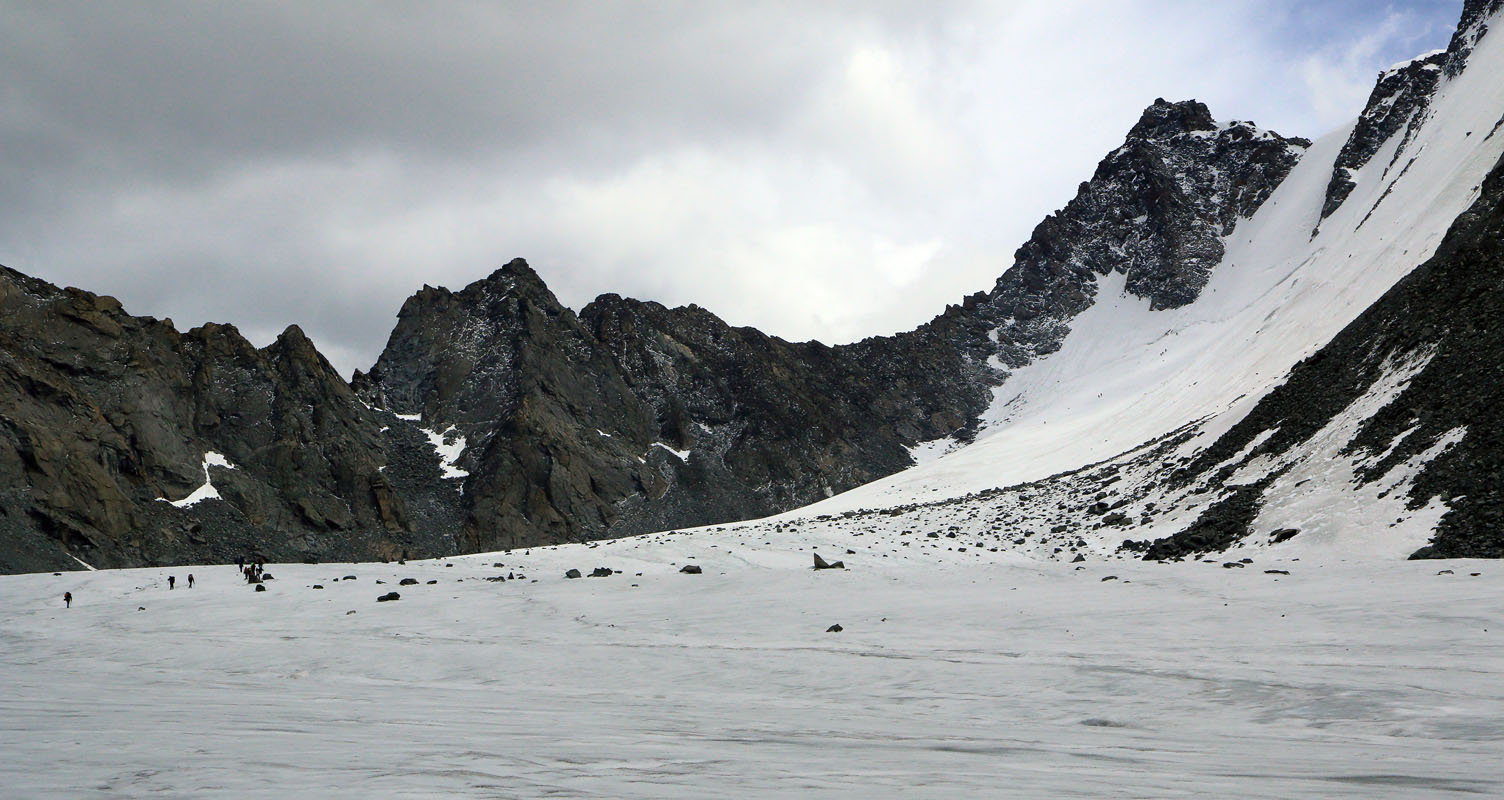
[680,564,703,574]
[564,569,583,579]
[399,578,419,586]
[813,553,845,570]
[826,624,843,633]
[590,567,613,578]
[376,592,400,602]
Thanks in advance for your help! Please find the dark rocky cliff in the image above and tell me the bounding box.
[359,99,1307,554]
[0,88,1312,572]
[0,268,459,573]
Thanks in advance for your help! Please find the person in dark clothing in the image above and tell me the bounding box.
[236,556,244,571]
[64,592,72,608]
[168,575,176,590]
[187,573,195,588]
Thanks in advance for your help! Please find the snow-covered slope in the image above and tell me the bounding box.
[763,9,1504,558]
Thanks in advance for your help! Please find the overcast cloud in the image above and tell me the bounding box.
[0,0,1463,374]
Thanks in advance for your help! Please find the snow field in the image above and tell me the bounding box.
[4,541,1504,798]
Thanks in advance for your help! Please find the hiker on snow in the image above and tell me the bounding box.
[64,592,72,608]
[168,575,176,590]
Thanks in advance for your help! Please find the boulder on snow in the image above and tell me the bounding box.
[376,592,400,602]
[826,624,843,633]
[1269,528,1300,543]
[813,553,845,570]
[564,568,583,579]
[680,564,703,574]
[254,584,267,592]
[399,578,419,586]
[590,567,613,578]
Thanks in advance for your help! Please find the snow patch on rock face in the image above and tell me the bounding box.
[906,436,964,466]
[650,442,691,462]
[421,427,469,480]
[161,452,237,508]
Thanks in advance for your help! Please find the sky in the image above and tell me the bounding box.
[0,0,1465,376]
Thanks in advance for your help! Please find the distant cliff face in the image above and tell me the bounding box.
[356,99,1308,554]
[0,267,461,573]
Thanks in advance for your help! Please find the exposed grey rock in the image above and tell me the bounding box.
[812,552,845,570]
[1318,51,1447,222]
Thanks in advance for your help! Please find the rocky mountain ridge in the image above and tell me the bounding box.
[1,1,1498,573]
[356,99,1308,554]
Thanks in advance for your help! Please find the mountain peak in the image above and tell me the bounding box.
[1127,99,1217,141]
[486,257,541,284]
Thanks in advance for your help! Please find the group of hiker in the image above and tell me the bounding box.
[239,556,265,584]
[62,557,261,607]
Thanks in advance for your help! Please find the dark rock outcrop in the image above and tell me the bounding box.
[1318,51,1447,222]
[0,267,462,574]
